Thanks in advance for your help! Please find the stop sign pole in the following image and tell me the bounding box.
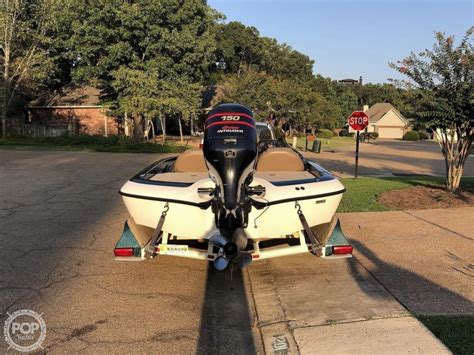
[348,111,369,178]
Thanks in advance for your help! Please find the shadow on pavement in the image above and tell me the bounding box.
[349,241,474,315]
[307,139,458,176]
[197,265,257,354]
[307,155,392,177]
[308,153,438,177]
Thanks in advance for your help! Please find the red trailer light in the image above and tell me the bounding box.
[332,246,353,255]
[114,247,134,257]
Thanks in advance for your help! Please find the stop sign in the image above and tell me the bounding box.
[348,111,369,131]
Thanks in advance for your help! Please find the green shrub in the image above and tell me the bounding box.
[0,134,186,153]
[348,132,355,137]
[418,131,428,140]
[37,134,126,146]
[403,131,420,141]
[316,129,333,139]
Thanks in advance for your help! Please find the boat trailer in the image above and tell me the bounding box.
[114,214,352,265]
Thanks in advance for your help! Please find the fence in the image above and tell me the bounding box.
[8,117,71,138]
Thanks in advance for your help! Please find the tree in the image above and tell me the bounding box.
[360,83,414,117]
[218,69,274,119]
[259,37,314,81]
[111,67,202,143]
[60,0,216,142]
[214,21,263,74]
[213,21,314,82]
[391,28,473,192]
[219,69,336,129]
[0,0,59,138]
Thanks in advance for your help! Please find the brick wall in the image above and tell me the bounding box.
[30,107,121,136]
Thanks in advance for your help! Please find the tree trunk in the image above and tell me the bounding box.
[2,49,10,139]
[1,85,7,139]
[132,115,145,142]
[190,117,195,136]
[438,128,472,192]
[178,116,183,146]
[446,159,464,192]
[160,115,166,145]
[124,112,129,136]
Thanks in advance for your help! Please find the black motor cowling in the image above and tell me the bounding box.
[203,104,257,212]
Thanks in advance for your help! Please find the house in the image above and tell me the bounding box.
[349,103,409,139]
[28,85,121,136]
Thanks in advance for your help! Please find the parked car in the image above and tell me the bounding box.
[256,122,275,142]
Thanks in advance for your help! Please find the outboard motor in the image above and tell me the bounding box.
[203,103,257,216]
[204,104,257,270]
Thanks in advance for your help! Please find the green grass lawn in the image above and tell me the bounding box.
[286,136,355,151]
[0,136,186,153]
[419,316,474,355]
[337,176,474,213]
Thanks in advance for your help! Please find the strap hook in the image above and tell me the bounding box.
[295,201,302,215]
[161,203,169,216]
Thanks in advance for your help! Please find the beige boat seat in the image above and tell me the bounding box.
[174,149,208,172]
[256,147,305,171]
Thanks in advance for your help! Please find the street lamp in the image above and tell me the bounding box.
[337,76,363,106]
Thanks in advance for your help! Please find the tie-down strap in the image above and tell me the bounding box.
[145,203,169,258]
[295,201,321,255]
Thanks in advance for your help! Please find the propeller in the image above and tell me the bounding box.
[213,256,230,270]
[209,234,227,248]
[233,252,252,268]
[208,231,252,270]
[209,234,230,270]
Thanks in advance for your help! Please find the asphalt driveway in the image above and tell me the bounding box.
[307,139,474,177]
[1,150,465,353]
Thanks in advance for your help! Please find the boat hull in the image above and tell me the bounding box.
[247,177,344,239]
[121,178,218,239]
[120,176,345,240]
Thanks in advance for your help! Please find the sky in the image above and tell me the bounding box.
[208,0,473,83]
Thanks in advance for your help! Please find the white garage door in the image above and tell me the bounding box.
[377,127,403,139]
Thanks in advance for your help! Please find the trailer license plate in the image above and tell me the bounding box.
[159,244,188,255]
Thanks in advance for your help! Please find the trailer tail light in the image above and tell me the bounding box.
[332,246,353,255]
[114,247,134,257]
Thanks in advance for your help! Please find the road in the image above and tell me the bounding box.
[307,139,474,177]
[0,150,457,353]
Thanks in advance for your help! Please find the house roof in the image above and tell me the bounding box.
[365,103,408,125]
[29,85,103,107]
